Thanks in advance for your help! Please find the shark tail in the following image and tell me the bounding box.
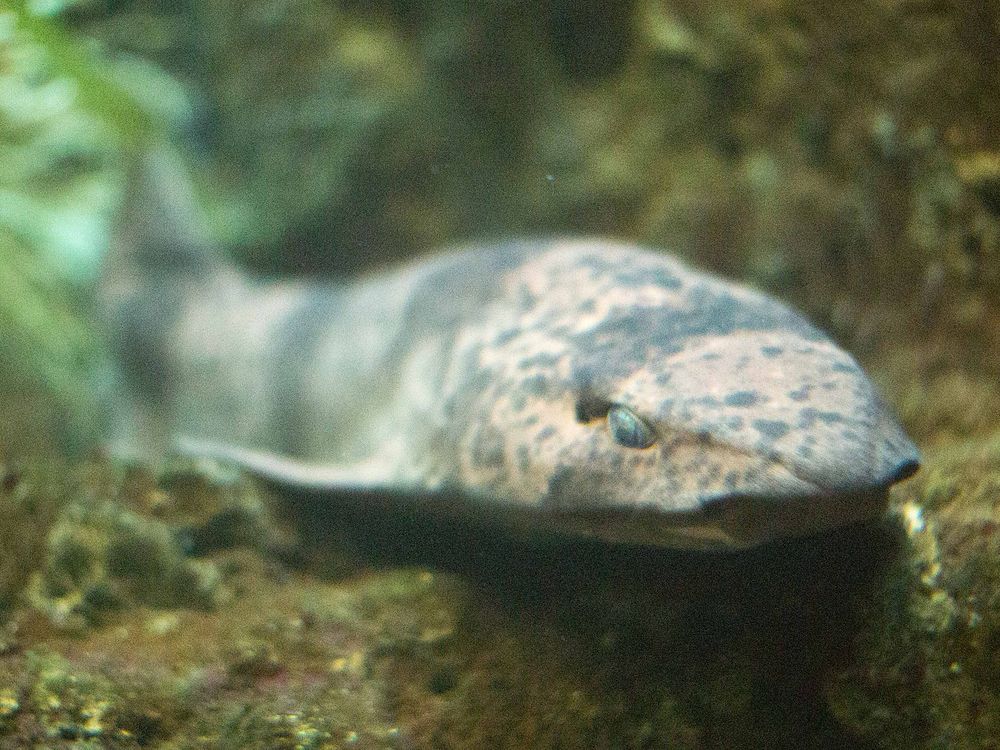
[99,147,229,457]
[102,146,220,301]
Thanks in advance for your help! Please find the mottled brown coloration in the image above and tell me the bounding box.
[103,152,920,550]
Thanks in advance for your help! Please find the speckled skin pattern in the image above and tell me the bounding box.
[103,158,919,550]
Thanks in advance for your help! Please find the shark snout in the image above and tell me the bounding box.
[776,406,920,496]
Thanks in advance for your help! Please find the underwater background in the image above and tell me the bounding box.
[1,0,999,747]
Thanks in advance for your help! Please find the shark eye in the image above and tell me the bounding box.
[607,405,656,449]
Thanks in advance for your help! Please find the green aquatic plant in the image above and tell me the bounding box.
[0,2,184,452]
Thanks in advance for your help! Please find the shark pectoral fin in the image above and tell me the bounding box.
[173,436,394,492]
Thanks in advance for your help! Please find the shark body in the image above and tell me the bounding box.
[102,152,919,550]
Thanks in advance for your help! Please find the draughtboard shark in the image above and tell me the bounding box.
[100,150,919,550]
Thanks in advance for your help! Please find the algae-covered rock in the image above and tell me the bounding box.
[2,438,1000,748]
[2,647,195,745]
[18,458,295,631]
[28,491,225,629]
[829,431,1000,748]
[0,459,71,616]
[0,449,899,748]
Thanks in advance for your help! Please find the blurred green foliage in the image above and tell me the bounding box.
[0,1,183,451]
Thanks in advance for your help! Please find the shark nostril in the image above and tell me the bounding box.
[889,457,920,483]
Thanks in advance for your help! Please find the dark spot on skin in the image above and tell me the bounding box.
[752,419,790,440]
[724,391,760,407]
[822,382,837,390]
[656,372,672,385]
[701,352,721,361]
[470,425,505,468]
[577,254,616,277]
[723,471,740,490]
[494,329,519,346]
[789,385,811,402]
[545,467,591,510]
[798,407,845,427]
[614,266,683,290]
[464,366,491,394]
[520,353,562,369]
[516,445,531,473]
[796,444,814,459]
[832,362,856,374]
[572,365,599,395]
[694,396,721,406]
[561,266,826,382]
[761,345,783,358]
[524,415,539,426]
[696,431,712,444]
[522,374,548,396]
[726,416,744,430]
[511,393,527,411]
[536,426,556,441]
[516,285,537,310]
[578,299,596,313]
